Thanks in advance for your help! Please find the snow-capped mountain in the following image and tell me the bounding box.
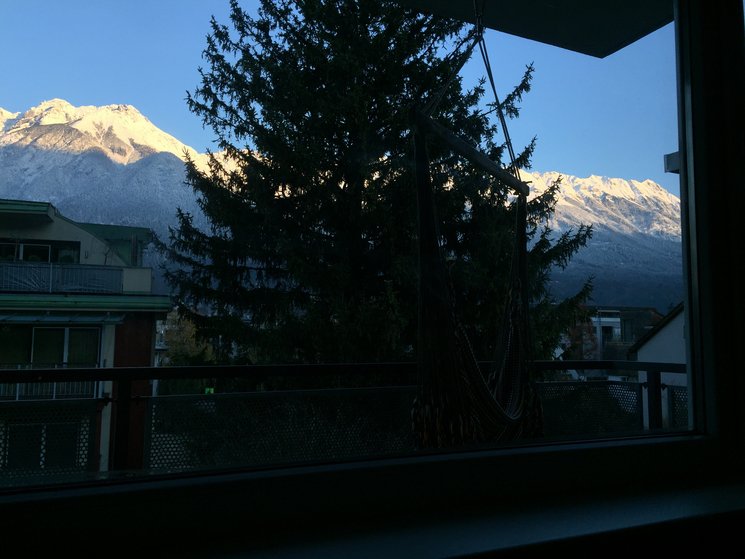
[1,98,205,165]
[0,99,683,310]
[517,170,683,311]
[0,99,209,238]
[521,170,681,239]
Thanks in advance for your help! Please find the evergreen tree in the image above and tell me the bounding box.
[162,0,592,365]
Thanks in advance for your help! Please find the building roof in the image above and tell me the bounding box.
[627,301,684,356]
[0,293,172,313]
[0,198,156,266]
[76,222,153,245]
[585,305,663,314]
[0,198,51,214]
[394,0,673,58]
[0,198,53,225]
[0,312,126,324]
[0,198,154,243]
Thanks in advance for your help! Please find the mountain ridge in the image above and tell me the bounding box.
[0,98,209,167]
[0,99,684,310]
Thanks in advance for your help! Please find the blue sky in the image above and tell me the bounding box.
[0,0,679,195]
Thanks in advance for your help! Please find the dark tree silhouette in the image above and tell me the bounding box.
[162,0,592,366]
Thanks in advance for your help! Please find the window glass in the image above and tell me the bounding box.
[67,328,99,367]
[0,243,17,261]
[51,242,80,264]
[0,325,32,367]
[0,0,691,488]
[21,244,50,263]
[31,328,65,368]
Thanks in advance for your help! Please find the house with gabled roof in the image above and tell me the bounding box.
[0,198,172,371]
[627,302,685,364]
[628,302,687,429]
[0,198,172,473]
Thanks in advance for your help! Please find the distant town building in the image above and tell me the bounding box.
[558,305,664,379]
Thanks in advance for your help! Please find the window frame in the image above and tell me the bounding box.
[19,243,51,263]
[0,0,743,551]
[30,326,101,368]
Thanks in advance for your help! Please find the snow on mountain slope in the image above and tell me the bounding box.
[0,99,684,308]
[0,107,19,131]
[521,170,681,239]
[0,98,207,167]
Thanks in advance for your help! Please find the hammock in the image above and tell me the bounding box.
[410,10,543,449]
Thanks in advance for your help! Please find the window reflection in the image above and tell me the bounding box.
[0,1,689,488]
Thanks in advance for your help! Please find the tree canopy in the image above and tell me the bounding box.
[162,0,592,365]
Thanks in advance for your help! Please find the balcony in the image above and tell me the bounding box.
[0,262,152,294]
[0,360,687,489]
[0,363,99,401]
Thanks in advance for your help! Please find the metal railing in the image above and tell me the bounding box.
[0,364,100,402]
[0,381,100,401]
[0,360,688,487]
[0,261,123,293]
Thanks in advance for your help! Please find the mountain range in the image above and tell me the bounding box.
[0,99,683,312]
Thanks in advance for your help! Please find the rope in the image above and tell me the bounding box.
[473,0,541,439]
[411,0,543,448]
[473,0,520,180]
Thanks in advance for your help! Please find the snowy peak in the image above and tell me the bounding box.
[520,170,681,239]
[523,170,677,205]
[13,98,82,127]
[0,99,681,241]
[0,100,684,308]
[0,99,201,165]
[0,107,19,131]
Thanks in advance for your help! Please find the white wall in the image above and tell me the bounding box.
[637,312,686,365]
[637,311,687,429]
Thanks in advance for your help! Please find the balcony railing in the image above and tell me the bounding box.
[0,363,100,401]
[0,261,123,294]
[0,360,687,488]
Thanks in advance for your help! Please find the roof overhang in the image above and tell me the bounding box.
[394,0,674,58]
[0,313,126,325]
[0,293,173,313]
[0,199,54,227]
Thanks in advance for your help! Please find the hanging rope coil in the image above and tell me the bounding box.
[411,2,543,449]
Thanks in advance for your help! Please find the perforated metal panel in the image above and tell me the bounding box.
[0,374,686,486]
[145,387,418,473]
[667,385,689,429]
[0,399,100,486]
[537,381,644,437]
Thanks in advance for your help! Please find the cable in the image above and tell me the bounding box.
[473,0,520,181]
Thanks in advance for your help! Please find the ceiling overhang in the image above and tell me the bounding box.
[0,312,126,324]
[395,0,674,58]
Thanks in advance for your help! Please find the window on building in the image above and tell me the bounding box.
[0,240,80,264]
[0,325,32,367]
[622,318,634,343]
[51,243,80,264]
[31,328,100,368]
[602,326,615,343]
[20,244,50,263]
[0,243,17,261]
